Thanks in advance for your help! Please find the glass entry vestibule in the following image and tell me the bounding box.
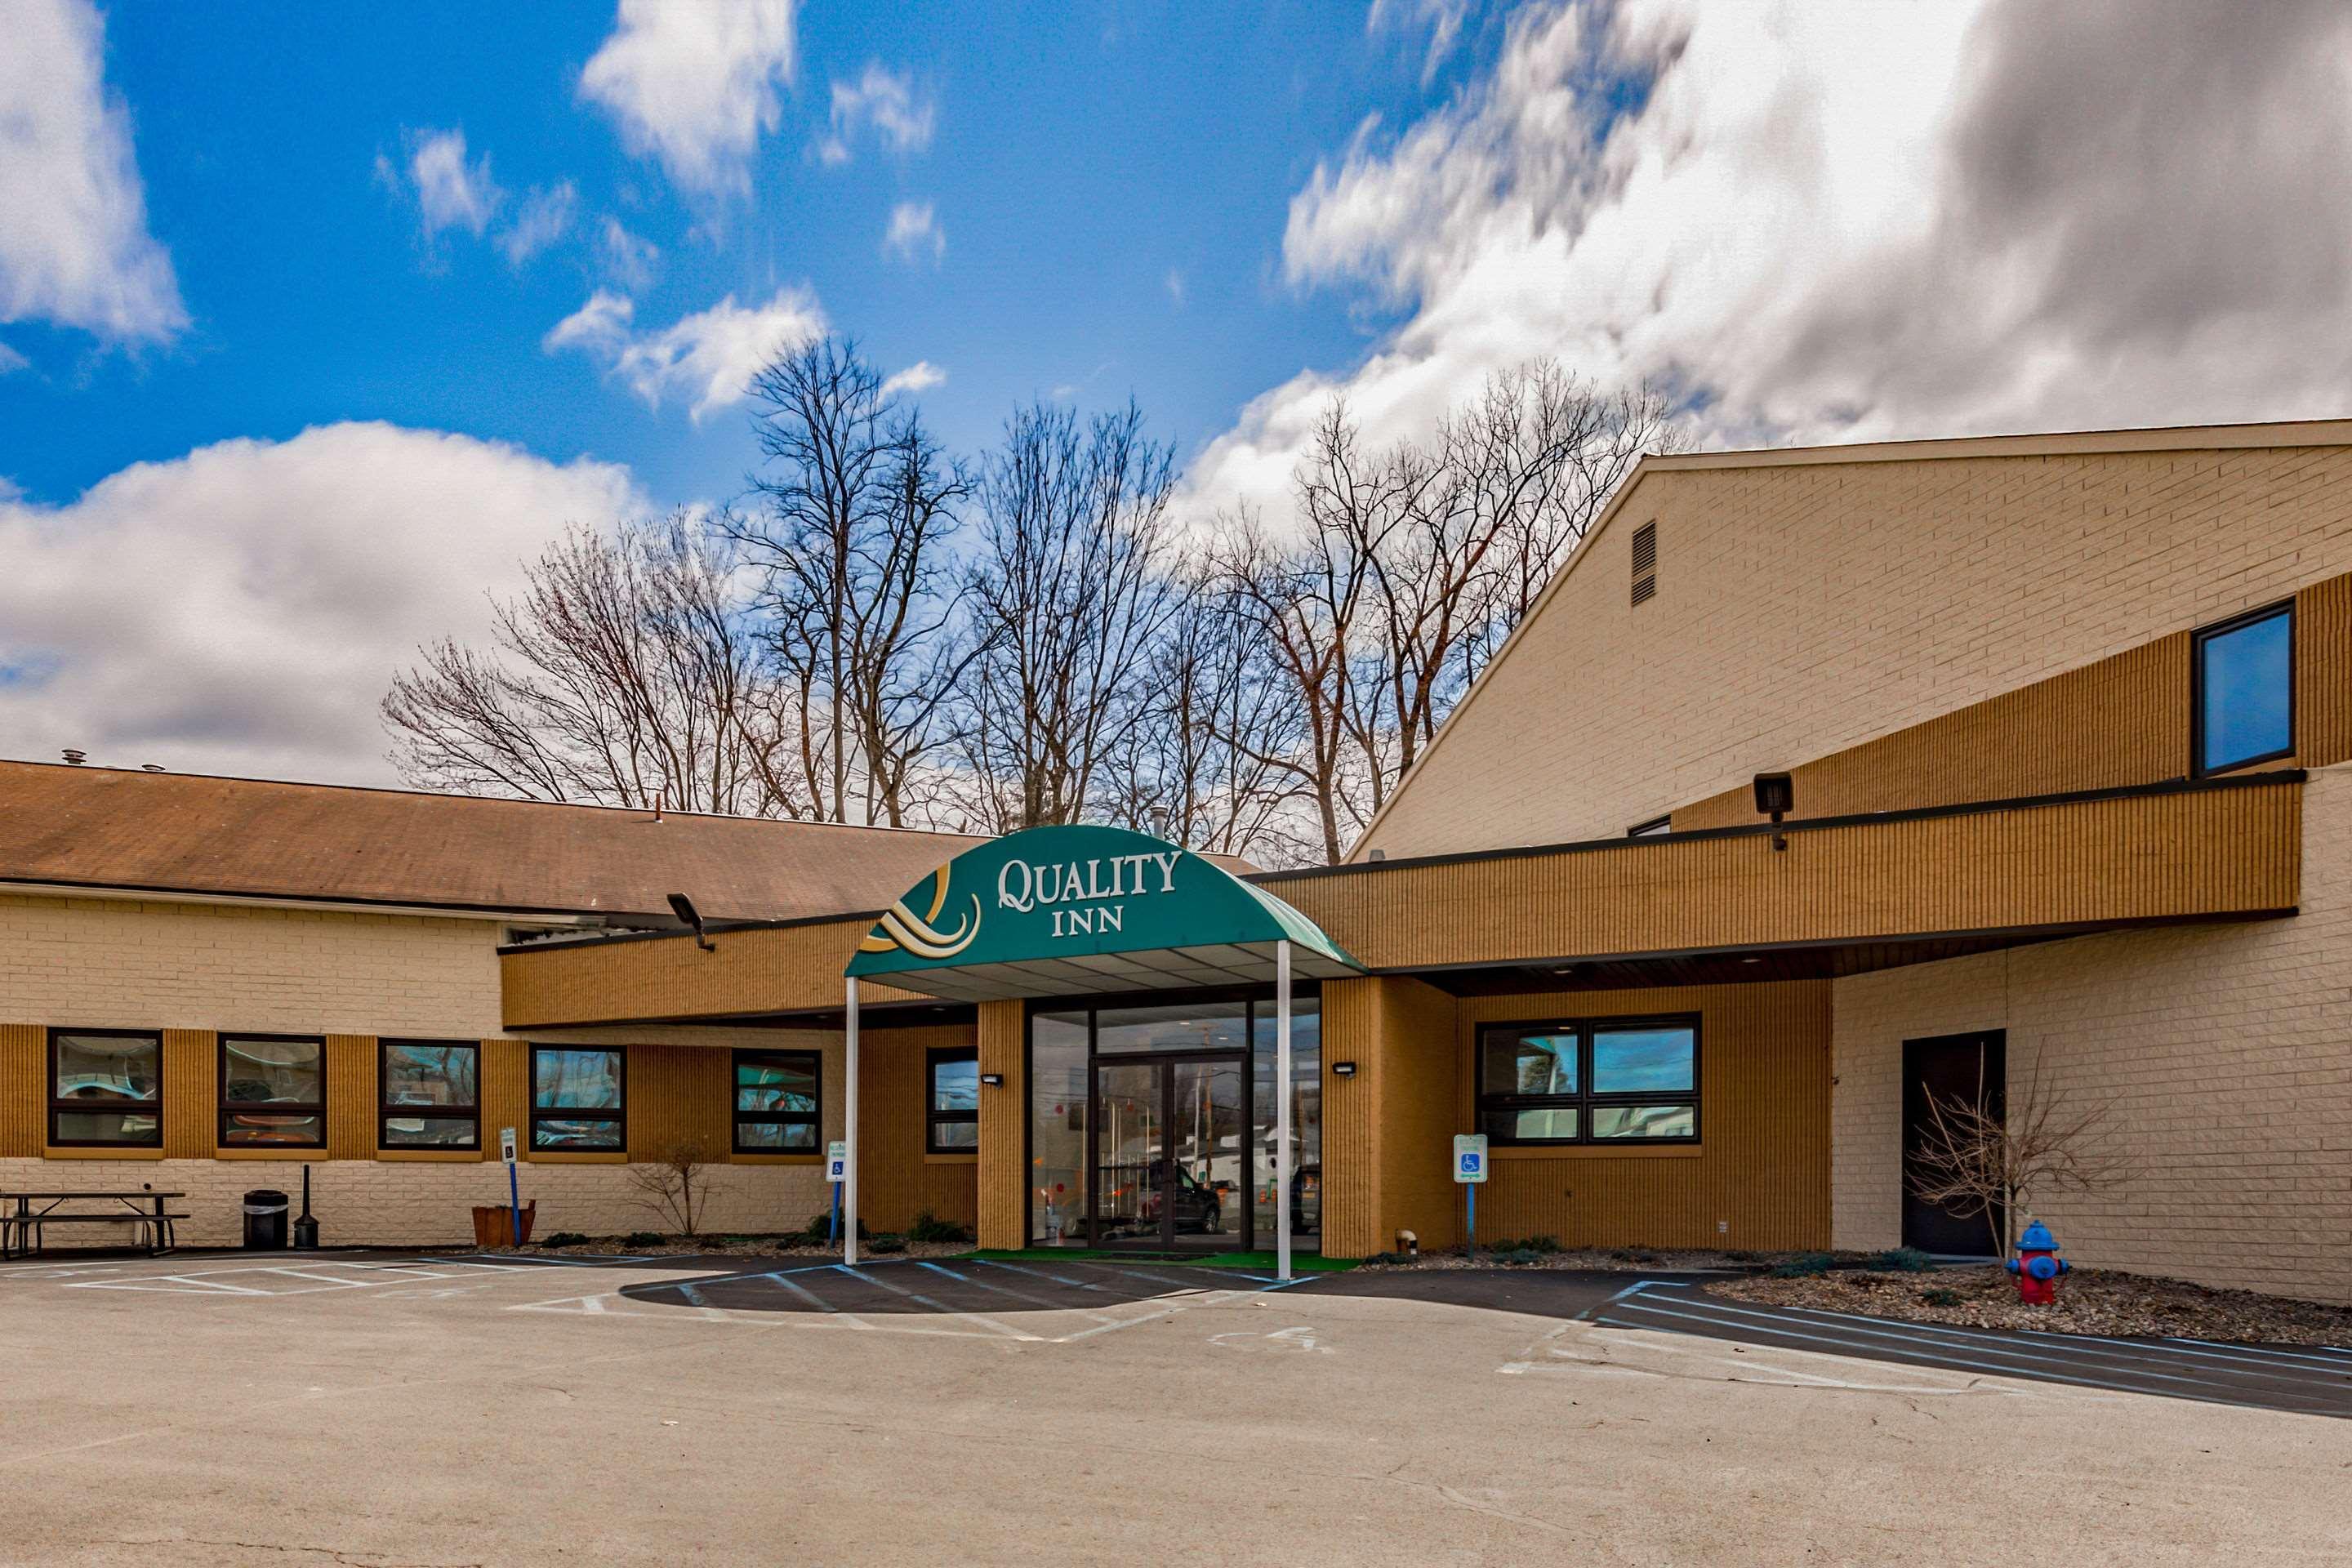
[1028,996,1321,1252]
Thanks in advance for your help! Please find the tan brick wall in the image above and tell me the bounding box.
[1831,763,2352,1303]
[1365,443,2352,858]
[0,1156,831,1249]
[0,893,507,1036]
[0,890,969,1242]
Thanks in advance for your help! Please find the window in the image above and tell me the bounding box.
[1477,1017,1699,1146]
[380,1040,479,1150]
[532,1046,625,1151]
[219,1035,326,1147]
[2194,602,2293,774]
[733,1050,819,1152]
[49,1028,163,1147]
[1627,815,1672,838]
[928,1047,979,1153]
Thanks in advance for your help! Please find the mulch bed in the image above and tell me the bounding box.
[1708,1265,2352,1348]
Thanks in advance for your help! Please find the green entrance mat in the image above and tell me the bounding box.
[965,1247,1358,1273]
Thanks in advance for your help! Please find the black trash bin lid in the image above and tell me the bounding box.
[243,1189,290,1205]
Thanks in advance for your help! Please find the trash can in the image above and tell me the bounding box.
[242,1188,290,1250]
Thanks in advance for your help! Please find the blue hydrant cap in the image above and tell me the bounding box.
[2018,1220,2057,1251]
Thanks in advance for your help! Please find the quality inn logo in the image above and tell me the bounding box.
[858,865,982,960]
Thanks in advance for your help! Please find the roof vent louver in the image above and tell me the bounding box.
[1631,520,1657,607]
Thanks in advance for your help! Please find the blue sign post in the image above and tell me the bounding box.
[1453,1134,1488,1260]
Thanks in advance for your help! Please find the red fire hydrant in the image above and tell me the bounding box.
[2005,1218,2070,1305]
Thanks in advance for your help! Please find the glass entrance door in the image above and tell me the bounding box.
[1090,1054,1249,1250]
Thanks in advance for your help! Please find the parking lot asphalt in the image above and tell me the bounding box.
[3,1250,2348,1566]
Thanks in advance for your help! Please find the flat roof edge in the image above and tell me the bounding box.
[1646,417,2352,474]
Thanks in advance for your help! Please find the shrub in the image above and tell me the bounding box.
[623,1231,666,1248]
[1921,1287,1964,1307]
[1499,1247,1542,1266]
[1364,1250,1418,1266]
[906,1209,973,1244]
[1723,1250,1759,1263]
[1770,1251,1838,1279]
[803,1211,868,1244]
[542,1232,590,1248]
[1869,1247,1936,1273]
[868,1235,906,1255]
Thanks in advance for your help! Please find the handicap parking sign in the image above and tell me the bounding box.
[1453,1133,1488,1183]
[826,1139,848,1184]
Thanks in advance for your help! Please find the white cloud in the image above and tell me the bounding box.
[0,341,27,375]
[0,424,646,785]
[1165,268,1187,307]
[817,62,936,165]
[1368,0,1474,84]
[882,201,944,265]
[880,360,946,398]
[0,0,186,346]
[579,0,798,198]
[545,286,826,420]
[497,180,577,266]
[597,216,660,290]
[1192,0,2352,511]
[397,127,503,239]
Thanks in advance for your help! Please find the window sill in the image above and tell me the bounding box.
[924,1152,979,1165]
[214,1146,329,1160]
[1491,1143,1704,1160]
[376,1147,486,1162]
[42,1145,164,1160]
[730,1152,822,1165]
[527,1150,627,1164]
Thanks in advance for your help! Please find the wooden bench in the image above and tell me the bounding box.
[1,1191,189,1260]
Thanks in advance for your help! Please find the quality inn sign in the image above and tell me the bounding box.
[844,824,1354,990]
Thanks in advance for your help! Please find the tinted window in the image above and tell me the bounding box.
[1592,1027,1696,1094]
[735,1050,820,1153]
[50,1031,163,1147]
[532,1047,625,1151]
[2197,605,2292,773]
[220,1036,326,1147]
[381,1041,479,1150]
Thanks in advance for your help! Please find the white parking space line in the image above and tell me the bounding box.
[835,1265,1043,1342]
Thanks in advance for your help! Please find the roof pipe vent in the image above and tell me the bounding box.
[60,749,85,765]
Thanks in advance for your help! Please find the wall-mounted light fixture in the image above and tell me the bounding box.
[1332,1061,1358,1078]
[979,1073,1004,1089]
[666,892,716,952]
[1752,771,1794,852]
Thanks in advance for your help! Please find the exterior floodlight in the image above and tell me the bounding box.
[666,892,716,953]
[979,1073,1004,1088]
[1753,772,1794,852]
[1332,1061,1358,1078]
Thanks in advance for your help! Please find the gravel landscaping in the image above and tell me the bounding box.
[1708,1263,2352,1348]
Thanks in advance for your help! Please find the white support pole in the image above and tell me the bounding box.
[1276,938,1293,1283]
[844,976,860,1267]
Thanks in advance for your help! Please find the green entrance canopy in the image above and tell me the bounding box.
[844,824,1360,1000]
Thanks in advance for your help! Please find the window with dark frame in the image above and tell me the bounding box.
[380,1040,480,1150]
[928,1047,979,1153]
[733,1049,820,1153]
[531,1045,626,1151]
[2193,601,2294,775]
[48,1027,163,1147]
[219,1035,326,1148]
[1477,1016,1699,1146]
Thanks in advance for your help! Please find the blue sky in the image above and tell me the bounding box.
[7,1,2352,786]
[2,1,1464,509]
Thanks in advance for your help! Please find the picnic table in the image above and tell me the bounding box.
[0,1189,188,1260]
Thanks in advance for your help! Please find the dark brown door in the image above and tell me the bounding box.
[1900,1031,2007,1256]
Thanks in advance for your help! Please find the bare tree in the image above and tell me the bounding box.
[1100,564,1310,861]
[955,400,1179,831]
[732,336,967,826]
[384,513,789,813]
[1907,1062,2132,1257]
[626,1136,725,1238]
